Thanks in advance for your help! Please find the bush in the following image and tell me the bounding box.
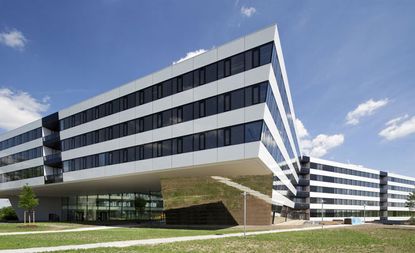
[0,206,18,221]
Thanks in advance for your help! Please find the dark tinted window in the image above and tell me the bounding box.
[245,50,252,71]
[260,43,273,65]
[162,80,172,97]
[253,48,259,67]
[182,135,193,153]
[183,72,193,90]
[231,125,244,145]
[206,63,217,83]
[224,59,231,77]
[162,110,172,127]
[144,87,152,103]
[231,53,244,75]
[231,89,244,110]
[144,143,153,159]
[162,140,172,156]
[217,61,224,79]
[245,121,263,142]
[206,97,217,116]
[183,104,193,122]
[144,115,153,131]
[206,130,217,149]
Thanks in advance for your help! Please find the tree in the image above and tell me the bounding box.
[134,197,147,220]
[406,191,415,224]
[18,184,39,224]
[0,207,18,221]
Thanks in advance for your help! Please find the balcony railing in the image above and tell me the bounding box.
[44,174,63,184]
[43,152,62,166]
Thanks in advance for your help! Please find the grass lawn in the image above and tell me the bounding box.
[0,222,91,233]
[58,225,415,253]
[0,225,273,250]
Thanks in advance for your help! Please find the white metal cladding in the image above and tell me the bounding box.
[310,169,380,184]
[309,157,381,175]
[59,64,271,140]
[310,180,381,193]
[0,120,42,142]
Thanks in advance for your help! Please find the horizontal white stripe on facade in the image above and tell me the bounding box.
[309,192,380,202]
[0,176,44,192]
[310,169,380,184]
[0,157,44,174]
[310,204,380,211]
[388,172,415,182]
[388,190,412,195]
[388,181,415,188]
[309,157,380,175]
[62,142,262,183]
[310,180,380,193]
[0,120,42,142]
[0,138,43,157]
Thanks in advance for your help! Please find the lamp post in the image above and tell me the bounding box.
[243,191,247,237]
[321,199,325,228]
[363,201,366,223]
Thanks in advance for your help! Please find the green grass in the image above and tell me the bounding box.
[0,222,90,233]
[0,225,268,250]
[59,225,415,253]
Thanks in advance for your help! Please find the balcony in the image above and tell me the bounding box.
[296,191,310,198]
[299,167,310,175]
[42,132,61,149]
[44,153,62,166]
[44,174,63,184]
[298,179,310,186]
[294,203,310,210]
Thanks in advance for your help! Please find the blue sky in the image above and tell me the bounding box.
[0,0,414,178]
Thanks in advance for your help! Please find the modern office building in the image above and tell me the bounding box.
[0,25,413,224]
[294,156,415,222]
[0,25,302,224]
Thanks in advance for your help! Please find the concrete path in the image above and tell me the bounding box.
[0,225,118,236]
[0,224,352,253]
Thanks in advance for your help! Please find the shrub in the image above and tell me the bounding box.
[0,206,18,221]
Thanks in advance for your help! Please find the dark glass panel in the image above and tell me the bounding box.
[205,97,217,116]
[245,121,263,142]
[231,89,244,110]
[205,63,217,83]
[231,53,244,75]
[183,72,193,90]
[260,43,273,65]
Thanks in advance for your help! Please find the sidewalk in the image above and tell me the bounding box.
[0,225,117,236]
[0,224,351,253]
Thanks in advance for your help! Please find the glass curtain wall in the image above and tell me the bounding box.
[62,192,163,222]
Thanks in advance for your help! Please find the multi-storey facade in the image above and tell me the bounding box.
[0,25,413,224]
[295,156,415,222]
[0,25,302,224]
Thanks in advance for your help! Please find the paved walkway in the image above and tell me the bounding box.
[0,225,118,236]
[0,224,352,253]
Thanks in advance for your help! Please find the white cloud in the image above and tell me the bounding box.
[379,114,415,141]
[0,88,49,131]
[240,6,256,17]
[173,49,207,64]
[346,98,389,125]
[295,119,344,158]
[0,29,27,50]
